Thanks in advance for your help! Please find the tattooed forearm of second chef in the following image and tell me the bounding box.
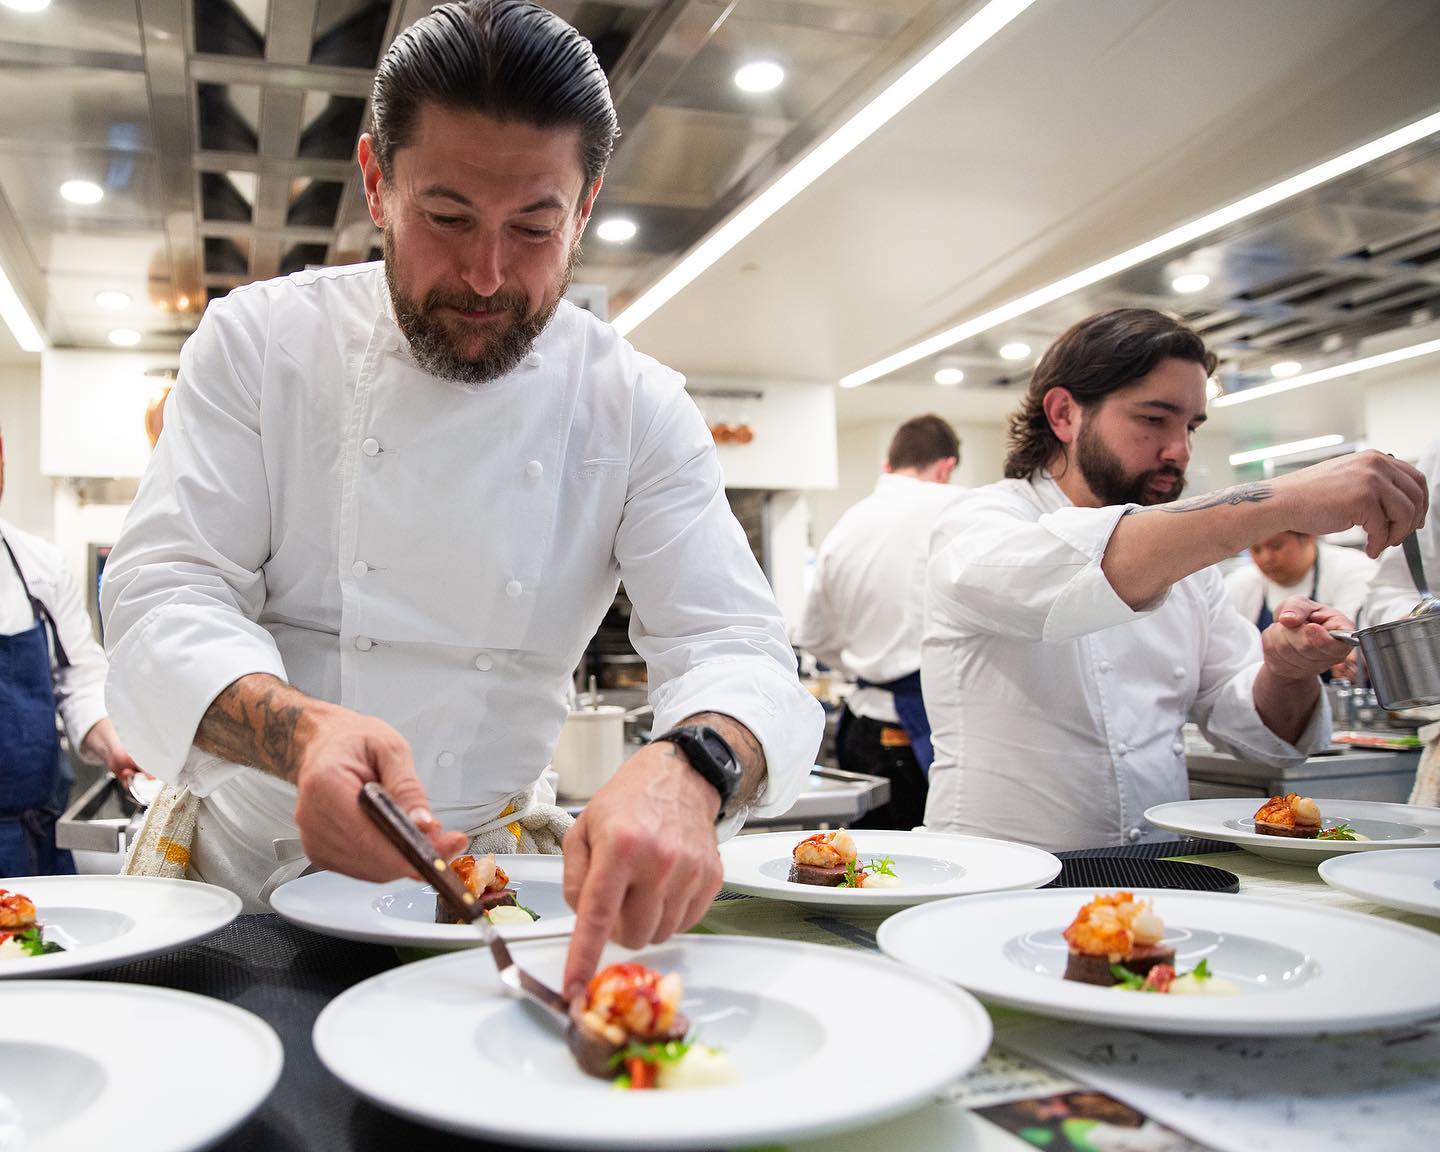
[194,673,308,780]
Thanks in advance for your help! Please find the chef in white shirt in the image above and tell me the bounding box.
[1225,532,1376,633]
[1365,436,1440,625]
[101,0,821,993]
[922,308,1428,852]
[1,426,142,875]
[795,414,964,828]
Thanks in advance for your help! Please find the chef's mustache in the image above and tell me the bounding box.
[422,287,528,316]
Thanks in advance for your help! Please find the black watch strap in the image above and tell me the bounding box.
[653,724,741,819]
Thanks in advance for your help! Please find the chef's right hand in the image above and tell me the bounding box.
[291,703,467,881]
[1275,450,1428,558]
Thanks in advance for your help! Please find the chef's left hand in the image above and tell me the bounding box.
[1261,596,1355,681]
[561,742,724,998]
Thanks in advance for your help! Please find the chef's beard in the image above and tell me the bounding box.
[383,228,579,388]
[1075,420,1187,507]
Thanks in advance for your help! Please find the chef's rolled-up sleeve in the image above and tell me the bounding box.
[1189,569,1331,764]
[615,369,823,825]
[102,297,287,783]
[927,489,1161,643]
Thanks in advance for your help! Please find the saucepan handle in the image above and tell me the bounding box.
[1328,630,1359,647]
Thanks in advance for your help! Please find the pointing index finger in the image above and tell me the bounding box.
[563,842,630,998]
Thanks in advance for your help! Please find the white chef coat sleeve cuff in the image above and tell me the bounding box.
[1040,504,1167,643]
[106,603,288,782]
[1202,662,1333,764]
[649,657,824,835]
[62,699,111,760]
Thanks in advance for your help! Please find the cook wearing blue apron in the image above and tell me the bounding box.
[0,534,75,877]
[1253,549,1331,685]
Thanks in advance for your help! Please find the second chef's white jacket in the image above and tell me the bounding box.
[102,263,822,890]
[794,473,966,723]
[1224,540,1377,628]
[921,472,1330,853]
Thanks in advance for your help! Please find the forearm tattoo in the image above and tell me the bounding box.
[196,678,305,780]
[1154,482,1274,514]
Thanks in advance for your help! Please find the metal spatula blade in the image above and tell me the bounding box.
[357,782,570,1029]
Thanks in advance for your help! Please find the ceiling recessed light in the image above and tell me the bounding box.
[734,61,785,94]
[933,367,965,386]
[595,218,638,244]
[1270,360,1302,378]
[1171,273,1210,294]
[999,342,1030,361]
[2,0,53,12]
[108,328,142,347]
[94,290,131,311]
[59,179,104,205]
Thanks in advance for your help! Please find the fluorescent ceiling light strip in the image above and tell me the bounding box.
[611,0,1036,337]
[841,107,1440,388]
[1229,434,1345,467]
[0,263,44,352]
[1212,337,1440,407]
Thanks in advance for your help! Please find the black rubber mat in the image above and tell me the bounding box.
[1045,856,1240,893]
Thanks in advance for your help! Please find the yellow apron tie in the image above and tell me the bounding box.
[501,802,523,844]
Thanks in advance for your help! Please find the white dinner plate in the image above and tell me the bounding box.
[0,875,240,978]
[269,855,576,948]
[1144,797,1440,864]
[0,981,281,1152]
[314,934,992,1149]
[877,887,1440,1035]
[719,829,1061,908]
[1319,847,1440,918]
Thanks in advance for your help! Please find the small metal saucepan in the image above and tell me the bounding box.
[1329,614,1440,711]
[1328,534,1440,710]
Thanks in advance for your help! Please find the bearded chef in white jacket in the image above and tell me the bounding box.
[102,0,821,994]
[921,309,1429,853]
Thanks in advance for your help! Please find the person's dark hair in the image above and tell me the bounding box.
[887,414,961,471]
[1004,308,1217,479]
[371,0,619,193]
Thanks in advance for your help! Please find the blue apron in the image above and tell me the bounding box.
[855,670,934,775]
[0,535,74,877]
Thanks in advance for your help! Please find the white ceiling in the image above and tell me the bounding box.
[626,0,1440,397]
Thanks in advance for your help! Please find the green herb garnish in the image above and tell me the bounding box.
[1108,963,1148,990]
[1317,823,1358,841]
[611,1072,632,1090]
[8,928,62,957]
[841,856,897,887]
[511,898,541,920]
[1191,958,1211,980]
[607,1037,694,1070]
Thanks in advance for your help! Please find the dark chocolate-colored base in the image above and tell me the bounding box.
[787,861,848,887]
[567,1000,691,1080]
[1064,943,1176,986]
[1253,821,1319,838]
[434,887,517,924]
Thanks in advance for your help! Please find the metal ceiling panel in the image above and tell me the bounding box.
[0,0,144,55]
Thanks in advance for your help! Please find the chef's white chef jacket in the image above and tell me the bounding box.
[795,473,965,723]
[102,263,822,840]
[1224,540,1376,628]
[921,472,1330,852]
[1365,437,1440,626]
[0,518,109,751]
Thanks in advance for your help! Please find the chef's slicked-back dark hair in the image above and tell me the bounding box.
[370,0,619,192]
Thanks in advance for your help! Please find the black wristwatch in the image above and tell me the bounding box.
[652,725,742,822]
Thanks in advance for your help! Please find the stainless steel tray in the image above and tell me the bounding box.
[57,775,144,854]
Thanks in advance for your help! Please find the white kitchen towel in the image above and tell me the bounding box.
[465,781,573,856]
[1408,717,1440,806]
[121,783,199,879]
